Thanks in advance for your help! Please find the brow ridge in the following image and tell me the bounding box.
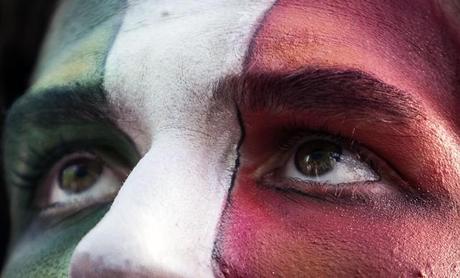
[215,67,424,125]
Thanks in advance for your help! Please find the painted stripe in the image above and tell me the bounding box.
[70,1,276,277]
[213,0,460,276]
[30,0,127,93]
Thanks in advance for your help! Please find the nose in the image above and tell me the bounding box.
[69,134,238,277]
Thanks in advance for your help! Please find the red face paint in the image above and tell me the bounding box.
[213,0,460,276]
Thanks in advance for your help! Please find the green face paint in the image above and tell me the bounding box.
[2,0,134,276]
[2,206,109,277]
[31,0,127,92]
[5,88,139,236]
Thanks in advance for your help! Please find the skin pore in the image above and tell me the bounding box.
[2,0,460,277]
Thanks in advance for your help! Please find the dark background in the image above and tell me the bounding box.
[0,0,58,266]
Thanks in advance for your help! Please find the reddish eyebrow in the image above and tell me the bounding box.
[216,67,424,126]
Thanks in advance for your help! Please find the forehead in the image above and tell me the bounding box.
[32,0,459,127]
[248,0,460,122]
[30,0,126,92]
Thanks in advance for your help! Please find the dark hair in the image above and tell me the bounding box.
[0,0,58,266]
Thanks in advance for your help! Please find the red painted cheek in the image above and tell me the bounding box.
[213,168,457,276]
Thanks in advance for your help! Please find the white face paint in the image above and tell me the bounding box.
[70,1,275,276]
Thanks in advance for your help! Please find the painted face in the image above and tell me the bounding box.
[2,0,460,276]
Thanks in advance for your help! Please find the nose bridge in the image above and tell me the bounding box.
[70,132,238,277]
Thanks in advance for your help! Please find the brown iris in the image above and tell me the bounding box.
[59,158,103,193]
[294,140,342,177]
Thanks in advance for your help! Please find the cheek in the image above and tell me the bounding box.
[213,169,454,276]
[2,206,108,277]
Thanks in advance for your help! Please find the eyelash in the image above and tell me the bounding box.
[12,139,98,190]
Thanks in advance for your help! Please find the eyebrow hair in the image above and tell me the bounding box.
[5,84,113,131]
[216,67,424,125]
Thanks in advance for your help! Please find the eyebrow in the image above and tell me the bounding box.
[5,85,113,132]
[217,68,424,125]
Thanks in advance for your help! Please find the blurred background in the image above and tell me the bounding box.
[0,0,58,266]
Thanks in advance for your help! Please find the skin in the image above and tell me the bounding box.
[2,0,460,277]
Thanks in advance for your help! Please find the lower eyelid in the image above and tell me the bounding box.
[259,173,399,205]
[39,184,119,219]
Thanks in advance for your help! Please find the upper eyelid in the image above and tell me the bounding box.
[276,129,347,152]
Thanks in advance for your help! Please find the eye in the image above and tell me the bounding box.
[36,152,127,212]
[60,158,103,193]
[284,138,379,184]
[260,133,403,203]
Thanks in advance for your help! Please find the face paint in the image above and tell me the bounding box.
[3,207,109,277]
[30,0,127,92]
[3,0,460,277]
[2,0,130,276]
[213,0,460,276]
[68,1,276,276]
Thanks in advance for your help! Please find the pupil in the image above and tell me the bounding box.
[75,165,89,178]
[309,150,325,161]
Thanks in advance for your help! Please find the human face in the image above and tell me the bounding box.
[2,0,460,277]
